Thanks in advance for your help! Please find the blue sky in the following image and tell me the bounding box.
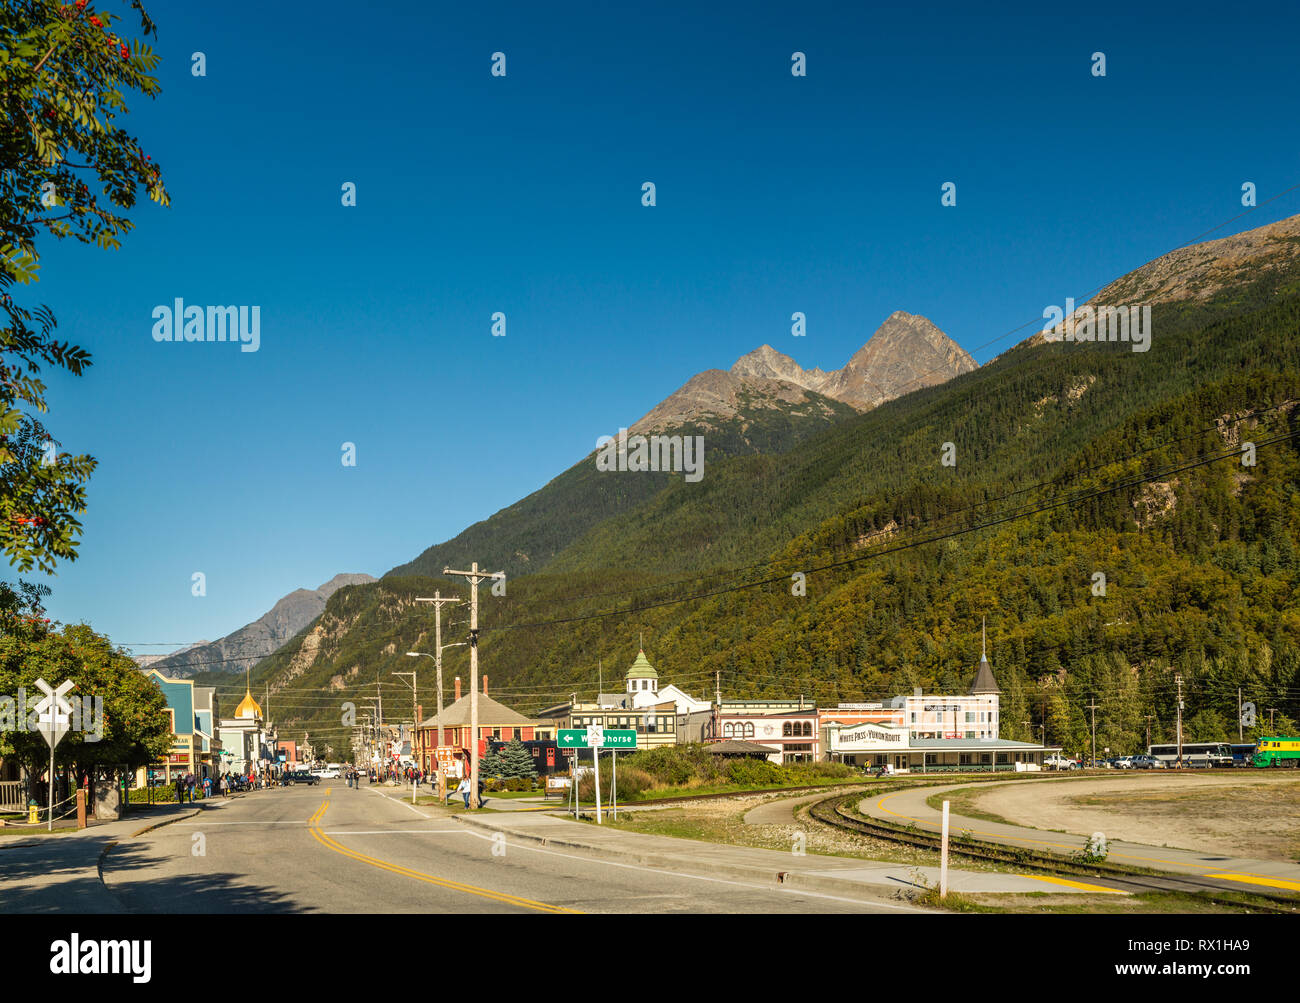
[27,0,1300,654]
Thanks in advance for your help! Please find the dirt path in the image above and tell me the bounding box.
[968,774,1300,861]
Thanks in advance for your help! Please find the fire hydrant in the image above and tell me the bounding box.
[28,799,38,825]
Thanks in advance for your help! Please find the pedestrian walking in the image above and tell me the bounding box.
[450,777,470,806]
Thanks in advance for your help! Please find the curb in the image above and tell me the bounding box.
[452,812,920,906]
[129,807,201,839]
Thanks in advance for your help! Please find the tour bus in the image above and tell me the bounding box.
[1147,742,1233,768]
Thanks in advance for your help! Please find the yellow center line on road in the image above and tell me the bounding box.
[871,790,1269,880]
[306,798,580,914]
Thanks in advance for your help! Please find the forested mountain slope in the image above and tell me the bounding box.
[251,216,1300,761]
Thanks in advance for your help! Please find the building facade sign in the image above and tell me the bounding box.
[828,723,910,753]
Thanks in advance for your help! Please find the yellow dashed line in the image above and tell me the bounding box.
[306,798,579,914]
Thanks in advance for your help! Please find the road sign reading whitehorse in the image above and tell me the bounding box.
[558,729,637,749]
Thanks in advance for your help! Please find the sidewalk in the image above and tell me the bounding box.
[452,808,1119,901]
[0,797,239,912]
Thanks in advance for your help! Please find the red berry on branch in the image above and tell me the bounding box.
[76,0,87,8]
[89,15,101,26]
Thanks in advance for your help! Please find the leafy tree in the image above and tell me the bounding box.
[0,0,167,572]
[0,614,173,798]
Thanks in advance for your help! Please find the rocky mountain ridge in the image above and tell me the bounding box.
[630,311,977,433]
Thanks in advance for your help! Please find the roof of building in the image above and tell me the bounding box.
[625,649,658,679]
[704,740,782,756]
[234,689,263,719]
[969,655,1001,695]
[418,692,536,728]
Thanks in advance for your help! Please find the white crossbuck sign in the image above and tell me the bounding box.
[32,678,75,748]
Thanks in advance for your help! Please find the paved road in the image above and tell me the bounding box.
[92,783,916,913]
[862,780,1300,894]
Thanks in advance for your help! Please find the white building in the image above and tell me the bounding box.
[624,650,711,715]
[886,631,1001,740]
[216,684,271,778]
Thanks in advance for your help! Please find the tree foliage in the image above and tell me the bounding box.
[0,0,166,571]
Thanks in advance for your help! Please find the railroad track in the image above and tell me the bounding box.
[806,790,1300,913]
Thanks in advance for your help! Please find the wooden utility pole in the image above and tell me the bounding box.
[415,592,461,796]
[1145,714,1154,749]
[1268,707,1278,731]
[1175,674,1183,768]
[442,563,503,811]
[1087,700,1099,768]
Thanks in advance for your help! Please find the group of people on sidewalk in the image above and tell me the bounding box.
[170,771,272,803]
[446,776,485,809]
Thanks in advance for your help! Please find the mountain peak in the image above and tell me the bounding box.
[146,572,377,678]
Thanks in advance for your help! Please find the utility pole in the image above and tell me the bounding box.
[1087,700,1099,768]
[414,592,462,799]
[714,670,721,738]
[443,562,504,813]
[1238,688,1243,742]
[1268,707,1278,731]
[393,670,417,802]
[1145,714,1154,749]
[1175,674,1184,768]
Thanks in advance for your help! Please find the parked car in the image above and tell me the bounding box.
[1043,754,1077,771]
[311,768,340,779]
[1115,756,1135,769]
[281,771,319,786]
[1131,755,1165,769]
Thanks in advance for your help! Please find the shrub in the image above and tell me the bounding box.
[625,744,727,787]
[576,762,653,801]
[725,758,784,787]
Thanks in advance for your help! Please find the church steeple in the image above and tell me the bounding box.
[970,618,1000,695]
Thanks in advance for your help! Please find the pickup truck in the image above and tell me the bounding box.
[1043,754,1077,771]
[281,771,319,786]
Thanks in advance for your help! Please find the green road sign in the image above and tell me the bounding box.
[558,728,637,749]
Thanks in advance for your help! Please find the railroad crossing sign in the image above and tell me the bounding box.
[32,678,75,748]
[557,728,637,750]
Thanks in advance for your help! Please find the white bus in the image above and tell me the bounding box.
[1147,742,1232,768]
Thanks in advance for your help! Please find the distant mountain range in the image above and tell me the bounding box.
[138,573,375,678]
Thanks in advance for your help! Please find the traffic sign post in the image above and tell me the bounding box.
[555,729,637,825]
[32,678,75,832]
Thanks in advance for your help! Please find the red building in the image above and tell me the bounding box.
[413,676,542,776]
